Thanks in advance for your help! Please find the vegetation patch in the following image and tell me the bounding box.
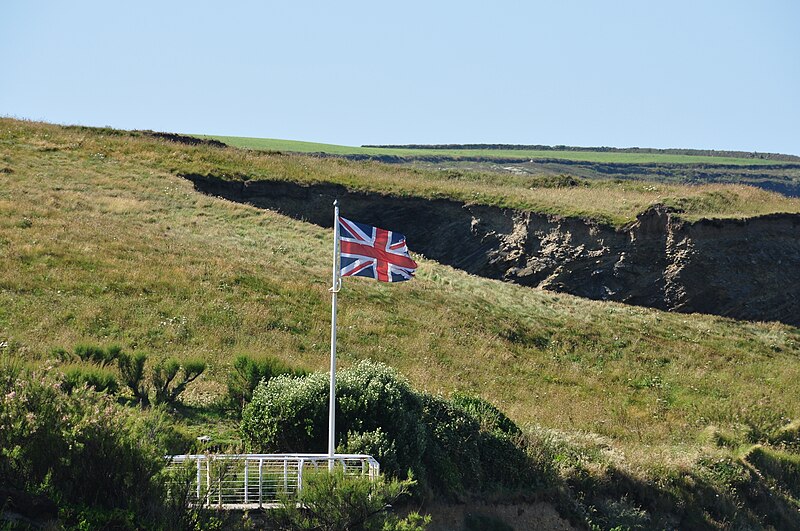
[0,363,190,529]
[1,118,800,528]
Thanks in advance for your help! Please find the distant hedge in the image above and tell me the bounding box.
[241,360,553,497]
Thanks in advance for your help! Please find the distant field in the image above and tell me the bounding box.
[195,134,791,166]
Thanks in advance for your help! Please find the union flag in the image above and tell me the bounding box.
[338,217,417,282]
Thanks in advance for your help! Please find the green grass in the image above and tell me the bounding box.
[195,134,792,166]
[1,119,799,455]
[5,120,793,228]
[3,118,800,526]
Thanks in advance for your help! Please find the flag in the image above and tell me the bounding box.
[338,216,417,282]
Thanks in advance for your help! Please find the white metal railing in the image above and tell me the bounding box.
[164,454,380,509]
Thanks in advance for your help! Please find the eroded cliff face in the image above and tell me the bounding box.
[185,174,800,326]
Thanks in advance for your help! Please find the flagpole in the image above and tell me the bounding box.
[328,199,341,471]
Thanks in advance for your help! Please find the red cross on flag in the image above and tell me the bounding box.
[338,217,417,282]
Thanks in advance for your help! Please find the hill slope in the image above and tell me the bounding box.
[187,174,800,326]
[1,117,798,439]
[2,119,800,528]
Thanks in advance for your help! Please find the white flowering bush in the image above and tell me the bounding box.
[242,361,427,481]
[241,360,548,497]
[227,353,307,411]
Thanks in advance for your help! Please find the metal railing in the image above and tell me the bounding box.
[165,454,380,509]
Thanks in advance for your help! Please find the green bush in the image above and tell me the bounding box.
[241,360,546,497]
[118,351,149,405]
[0,364,189,529]
[56,346,205,407]
[61,365,119,394]
[267,468,429,531]
[117,351,205,407]
[450,392,521,437]
[242,361,427,484]
[74,344,121,366]
[342,428,400,477]
[152,358,206,406]
[419,394,481,494]
[227,354,307,410]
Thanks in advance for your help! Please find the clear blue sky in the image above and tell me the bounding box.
[2,1,798,154]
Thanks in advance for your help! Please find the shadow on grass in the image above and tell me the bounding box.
[562,455,800,530]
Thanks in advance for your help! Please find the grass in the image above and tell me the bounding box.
[194,134,793,166]
[2,118,800,526]
[1,118,799,452]
[3,120,796,228]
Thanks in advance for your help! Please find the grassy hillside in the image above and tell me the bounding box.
[1,118,799,442]
[194,134,793,166]
[4,120,797,227]
[2,119,800,526]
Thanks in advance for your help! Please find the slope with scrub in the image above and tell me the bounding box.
[1,119,800,528]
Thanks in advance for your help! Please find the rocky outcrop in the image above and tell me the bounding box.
[185,174,800,326]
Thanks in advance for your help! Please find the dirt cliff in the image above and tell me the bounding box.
[185,174,800,326]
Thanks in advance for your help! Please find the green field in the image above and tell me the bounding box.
[196,134,792,166]
[3,119,800,528]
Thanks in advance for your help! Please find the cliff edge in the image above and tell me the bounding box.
[186,174,800,326]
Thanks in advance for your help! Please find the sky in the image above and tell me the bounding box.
[1,1,798,154]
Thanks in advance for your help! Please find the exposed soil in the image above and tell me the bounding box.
[185,174,800,326]
[139,131,227,148]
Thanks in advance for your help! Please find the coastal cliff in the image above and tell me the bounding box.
[186,174,800,326]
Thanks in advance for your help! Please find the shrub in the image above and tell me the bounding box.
[450,392,521,437]
[342,428,400,477]
[227,354,307,410]
[418,394,481,494]
[267,468,429,531]
[117,351,205,407]
[242,370,330,452]
[0,364,190,529]
[61,365,119,394]
[241,360,546,497]
[73,344,122,366]
[241,361,427,484]
[55,346,206,408]
[118,351,149,405]
[152,358,206,406]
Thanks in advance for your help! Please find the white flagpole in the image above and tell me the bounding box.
[328,200,341,471]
